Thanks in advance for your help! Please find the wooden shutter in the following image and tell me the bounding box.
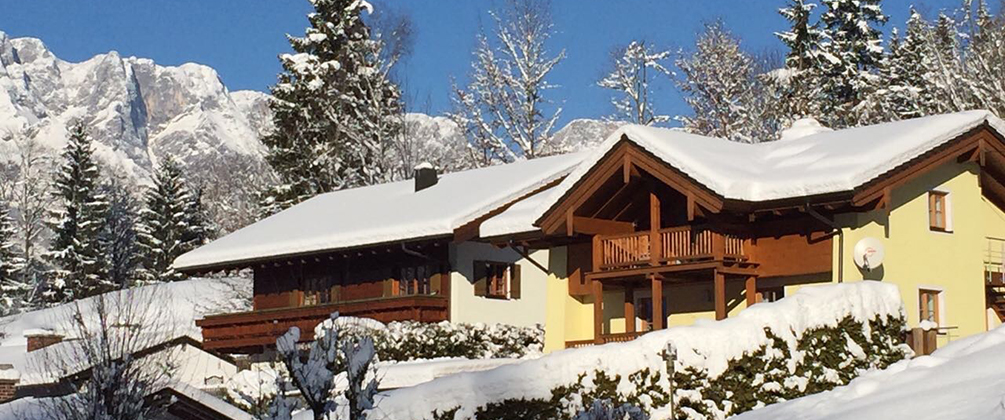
[510,263,521,299]
[382,278,394,297]
[473,261,488,296]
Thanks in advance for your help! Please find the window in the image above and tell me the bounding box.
[929,191,949,231]
[396,265,433,296]
[919,289,941,324]
[759,287,785,303]
[473,261,521,300]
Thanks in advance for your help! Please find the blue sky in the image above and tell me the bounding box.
[0,0,972,127]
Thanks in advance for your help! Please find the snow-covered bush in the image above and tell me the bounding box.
[268,313,380,420]
[374,282,912,420]
[575,399,649,420]
[374,321,543,361]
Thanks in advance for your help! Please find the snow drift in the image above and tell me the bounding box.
[363,281,909,420]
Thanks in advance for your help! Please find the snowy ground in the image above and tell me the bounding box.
[732,324,1005,420]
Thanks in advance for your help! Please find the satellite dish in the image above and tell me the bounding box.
[853,237,885,270]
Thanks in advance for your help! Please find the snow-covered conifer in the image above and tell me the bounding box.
[449,0,566,166]
[137,156,197,283]
[815,0,888,127]
[0,200,19,315]
[261,0,403,213]
[776,0,822,70]
[97,172,141,289]
[597,41,671,125]
[45,121,110,303]
[876,9,933,120]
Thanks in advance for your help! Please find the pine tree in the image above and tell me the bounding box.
[97,173,141,289]
[45,122,109,303]
[815,0,888,127]
[0,200,20,315]
[261,0,403,214]
[137,157,197,283]
[182,183,216,251]
[597,40,672,125]
[877,9,931,120]
[776,0,822,70]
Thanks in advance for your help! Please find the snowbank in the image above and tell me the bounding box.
[363,281,908,420]
[732,324,1005,420]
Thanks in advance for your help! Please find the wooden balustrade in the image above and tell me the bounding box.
[597,225,747,271]
[196,294,449,352]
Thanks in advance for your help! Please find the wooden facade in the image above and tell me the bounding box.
[195,241,452,353]
[542,140,838,345]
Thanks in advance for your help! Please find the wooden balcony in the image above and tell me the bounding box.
[594,225,748,272]
[197,294,449,353]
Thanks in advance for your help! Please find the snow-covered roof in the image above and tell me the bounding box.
[536,111,1005,220]
[174,152,586,271]
[0,278,249,385]
[479,186,557,239]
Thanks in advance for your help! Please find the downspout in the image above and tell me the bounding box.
[804,204,844,282]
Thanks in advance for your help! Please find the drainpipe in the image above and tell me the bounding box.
[804,204,845,282]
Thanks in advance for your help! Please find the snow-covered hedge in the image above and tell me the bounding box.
[369,282,911,420]
[374,321,544,361]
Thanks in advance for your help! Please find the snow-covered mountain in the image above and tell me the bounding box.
[0,30,621,228]
[0,30,269,182]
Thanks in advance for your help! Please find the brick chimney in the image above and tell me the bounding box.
[24,329,63,352]
[0,364,19,403]
[414,162,438,192]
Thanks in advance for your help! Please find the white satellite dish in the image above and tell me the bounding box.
[853,237,885,270]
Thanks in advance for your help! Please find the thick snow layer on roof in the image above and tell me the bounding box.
[174,152,586,271]
[359,281,904,420]
[479,186,556,238]
[537,111,1005,219]
[0,277,250,385]
[733,324,1005,420]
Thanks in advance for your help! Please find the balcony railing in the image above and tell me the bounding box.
[596,225,746,271]
[197,294,449,352]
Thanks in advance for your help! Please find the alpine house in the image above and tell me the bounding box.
[175,110,1005,355]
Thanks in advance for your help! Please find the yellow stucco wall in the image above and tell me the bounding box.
[833,161,999,345]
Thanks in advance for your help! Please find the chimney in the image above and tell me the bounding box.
[0,364,19,403]
[24,329,63,352]
[414,162,438,192]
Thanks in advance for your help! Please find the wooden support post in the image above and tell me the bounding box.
[714,269,726,320]
[687,192,696,222]
[650,191,661,266]
[652,274,664,330]
[592,234,602,272]
[624,284,636,333]
[593,279,603,344]
[745,276,757,307]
